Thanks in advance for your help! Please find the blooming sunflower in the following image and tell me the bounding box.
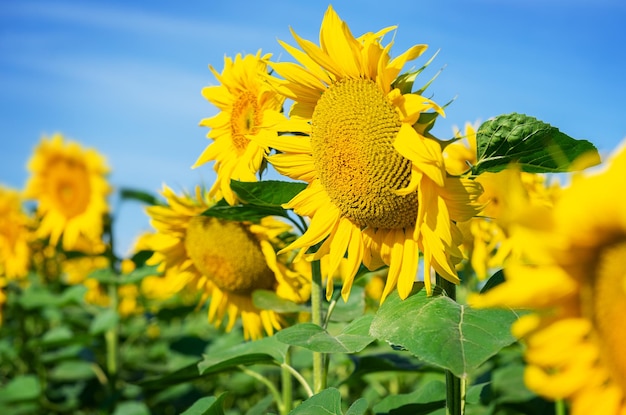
[458,168,559,280]
[145,185,310,340]
[192,51,287,205]
[257,6,482,301]
[470,141,626,414]
[24,134,110,251]
[0,186,32,280]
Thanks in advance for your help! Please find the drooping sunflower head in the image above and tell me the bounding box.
[145,185,310,340]
[471,141,626,413]
[192,51,287,206]
[256,6,482,301]
[24,134,110,251]
[0,186,32,280]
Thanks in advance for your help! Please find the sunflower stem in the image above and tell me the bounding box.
[436,274,464,415]
[103,214,120,393]
[310,257,326,393]
[281,348,294,414]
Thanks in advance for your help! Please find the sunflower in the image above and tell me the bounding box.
[470,141,626,414]
[192,51,287,205]
[256,6,482,301]
[443,122,479,176]
[458,168,560,280]
[24,134,110,251]
[145,185,310,340]
[0,186,32,280]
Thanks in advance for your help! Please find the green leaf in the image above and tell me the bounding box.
[89,308,119,334]
[49,360,96,381]
[119,188,160,205]
[492,363,537,404]
[346,353,425,382]
[276,315,374,353]
[289,388,343,415]
[370,290,519,378]
[345,398,368,415]
[139,361,203,390]
[230,180,306,207]
[112,401,151,415]
[180,393,228,415]
[198,335,289,375]
[480,269,506,294]
[252,289,309,313]
[201,199,290,222]
[327,285,365,323]
[17,285,58,309]
[472,113,600,174]
[0,375,41,403]
[372,380,446,414]
[120,264,160,284]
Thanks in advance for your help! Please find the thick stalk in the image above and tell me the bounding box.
[310,258,326,393]
[437,274,464,415]
[281,348,294,415]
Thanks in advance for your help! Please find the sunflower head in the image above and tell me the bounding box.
[0,186,32,280]
[256,6,482,301]
[146,185,310,340]
[471,140,626,413]
[193,51,287,205]
[24,134,110,251]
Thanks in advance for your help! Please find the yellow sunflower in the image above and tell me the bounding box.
[24,134,110,251]
[470,140,626,414]
[145,185,310,340]
[0,186,32,280]
[192,51,287,205]
[443,122,479,176]
[256,6,482,301]
[458,168,560,280]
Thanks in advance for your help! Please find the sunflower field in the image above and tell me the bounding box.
[2,5,625,415]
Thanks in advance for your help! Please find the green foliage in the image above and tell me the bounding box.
[289,388,367,415]
[370,289,519,378]
[472,112,600,174]
[276,315,375,353]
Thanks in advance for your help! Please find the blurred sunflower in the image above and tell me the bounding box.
[0,186,32,280]
[24,134,110,251]
[145,185,310,340]
[257,6,482,301]
[443,122,479,176]
[471,141,626,414]
[192,51,287,205]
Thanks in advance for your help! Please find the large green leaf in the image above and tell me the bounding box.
[89,308,119,334]
[198,335,289,375]
[370,290,519,378]
[230,180,307,207]
[180,393,228,415]
[48,360,97,381]
[472,113,600,174]
[372,380,446,414]
[0,375,41,403]
[276,315,374,353]
[289,388,367,415]
[111,401,151,415]
[201,199,290,222]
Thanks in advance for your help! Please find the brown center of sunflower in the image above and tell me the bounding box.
[593,240,626,391]
[230,91,261,153]
[49,158,91,219]
[184,216,275,294]
[310,79,417,229]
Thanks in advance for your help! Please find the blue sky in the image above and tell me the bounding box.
[1,0,625,255]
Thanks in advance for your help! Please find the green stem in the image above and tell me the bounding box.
[437,274,464,415]
[281,348,294,415]
[280,362,314,398]
[103,214,119,391]
[310,258,326,393]
[555,399,567,415]
[238,365,284,414]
